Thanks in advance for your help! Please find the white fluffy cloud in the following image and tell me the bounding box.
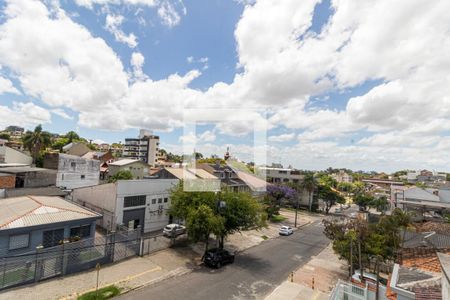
[0,102,51,128]
[268,133,295,143]
[105,14,138,48]
[0,76,20,95]
[1,0,449,171]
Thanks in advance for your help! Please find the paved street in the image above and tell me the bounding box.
[119,220,329,300]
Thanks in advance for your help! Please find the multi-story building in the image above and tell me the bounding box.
[72,179,178,233]
[123,129,160,166]
[44,153,100,190]
[332,170,353,183]
[256,166,303,184]
[0,139,32,165]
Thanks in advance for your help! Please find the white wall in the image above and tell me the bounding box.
[0,145,32,165]
[71,183,117,231]
[116,179,178,232]
[56,154,100,189]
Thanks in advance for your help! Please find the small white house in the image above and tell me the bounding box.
[71,179,178,233]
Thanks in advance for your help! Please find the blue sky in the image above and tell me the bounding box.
[0,0,449,172]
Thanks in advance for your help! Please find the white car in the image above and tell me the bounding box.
[279,226,294,236]
[163,224,186,237]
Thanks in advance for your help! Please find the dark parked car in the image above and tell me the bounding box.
[202,248,235,268]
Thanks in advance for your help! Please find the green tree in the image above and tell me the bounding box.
[0,133,10,140]
[22,124,52,164]
[318,184,345,214]
[65,131,80,143]
[51,138,69,152]
[169,182,265,253]
[186,204,224,255]
[108,170,133,183]
[370,196,389,214]
[337,182,354,193]
[318,174,337,188]
[391,208,413,248]
[354,193,374,211]
[302,173,316,211]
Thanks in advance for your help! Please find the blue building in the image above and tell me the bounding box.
[0,195,101,256]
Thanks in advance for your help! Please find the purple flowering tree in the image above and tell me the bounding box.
[264,185,297,219]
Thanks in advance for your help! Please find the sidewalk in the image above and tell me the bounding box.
[265,243,348,300]
[1,211,320,300]
[0,247,197,300]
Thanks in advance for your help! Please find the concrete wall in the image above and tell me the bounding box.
[72,183,117,231]
[108,161,149,179]
[0,144,32,165]
[22,170,56,188]
[116,179,178,233]
[0,221,96,257]
[55,154,100,189]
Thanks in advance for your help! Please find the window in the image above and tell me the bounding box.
[158,198,162,204]
[70,162,76,170]
[152,198,156,204]
[164,198,168,203]
[124,195,146,207]
[9,234,29,250]
[43,229,64,248]
[81,175,85,179]
[70,225,91,239]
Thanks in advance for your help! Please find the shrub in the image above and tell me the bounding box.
[77,285,120,300]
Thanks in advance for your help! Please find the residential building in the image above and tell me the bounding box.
[332,170,353,183]
[108,159,150,180]
[44,153,100,190]
[198,162,268,195]
[82,151,114,163]
[4,126,24,136]
[255,166,303,184]
[153,167,220,192]
[0,166,57,189]
[438,253,450,300]
[391,186,450,216]
[62,142,90,157]
[0,140,32,165]
[0,195,101,256]
[72,179,178,233]
[407,170,447,185]
[123,129,160,166]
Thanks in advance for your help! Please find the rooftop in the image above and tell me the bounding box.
[0,166,56,174]
[109,159,147,166]
[0,195,100,231]
[164,167,218,180]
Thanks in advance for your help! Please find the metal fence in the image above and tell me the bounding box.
[0,228,164,291]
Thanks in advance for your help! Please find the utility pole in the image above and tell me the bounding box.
[294,193,299,227]
[358,239,364,282]
[350,238,353,279]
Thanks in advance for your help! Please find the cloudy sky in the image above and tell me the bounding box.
[0,0,449,172]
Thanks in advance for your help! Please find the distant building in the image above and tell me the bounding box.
[62,142,91,157]
[391,186,450,217]
[406,170,447,185]
[332,170,353,183]
[82,151,114,163]
[108,159,150,180]
[256,166,303,184]
[0,140,32,165]
[72,179,178,233]
[44,153,100,190]
[123,129,160,166]
[0,195,100,256]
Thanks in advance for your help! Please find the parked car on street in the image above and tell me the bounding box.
[279,225,294,236]
[203,248,235,268]
[163,224,186,237]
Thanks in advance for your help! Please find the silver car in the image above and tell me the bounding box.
[163,224,186,237]
[279,226,294,236]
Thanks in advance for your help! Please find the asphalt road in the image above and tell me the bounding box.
[119,220,329,300]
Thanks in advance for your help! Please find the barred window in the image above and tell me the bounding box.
[70,224,91,238]
[164,198,168,203]
[152,198,156,204]
[9,234,29,250]
[124,195,146,207]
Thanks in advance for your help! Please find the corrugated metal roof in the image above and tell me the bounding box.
[0,195,100,230]
[165,167,218,180]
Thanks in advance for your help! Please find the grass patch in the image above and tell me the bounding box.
[261,235,269,240]
[77,285,120,300]
[270,215,287,223]
[0,267,35,287]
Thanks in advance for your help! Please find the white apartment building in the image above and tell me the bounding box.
[256,166,303,184]
[123,129,160,166]
[332,170,353,183]
[71,179,178,233]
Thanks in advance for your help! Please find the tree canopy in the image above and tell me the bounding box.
[22,124,52,165]
[108,170,133,183]
[169,182,266,254]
